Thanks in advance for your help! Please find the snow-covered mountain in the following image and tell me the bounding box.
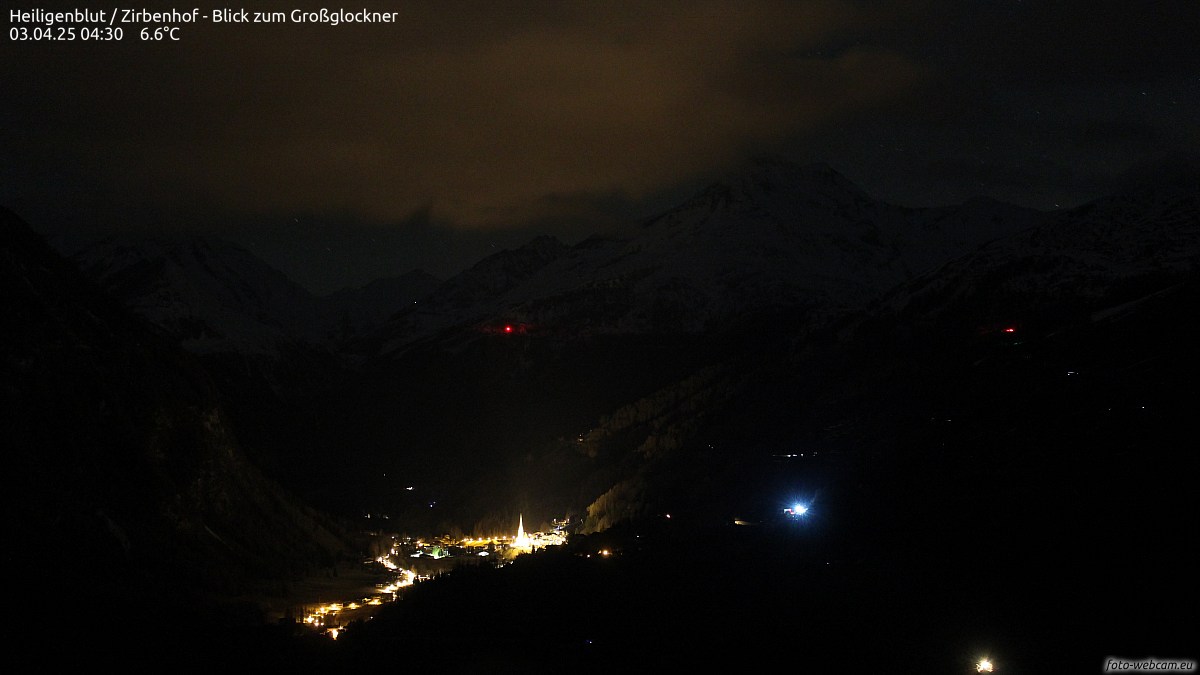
[879,166,1200,329]
[68,236,326,354]
[569,164,1200,536]
[65,236,443,354]
[1,207,350,637]
[368,158,1044,353]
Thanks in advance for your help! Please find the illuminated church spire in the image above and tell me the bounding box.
[513,514,531,549]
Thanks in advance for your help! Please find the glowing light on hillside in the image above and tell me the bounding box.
[977,658,994,672]
[784,503,809,517]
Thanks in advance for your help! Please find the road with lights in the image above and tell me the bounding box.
[295,524,567,639]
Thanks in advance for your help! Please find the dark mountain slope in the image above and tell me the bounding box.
[68,234,327,354]
[573,173,1200,546]
[285,161,1045,527]
[1,207,351,657]
[362,174,1197,670]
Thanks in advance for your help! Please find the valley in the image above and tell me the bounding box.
[4,159,1197,668]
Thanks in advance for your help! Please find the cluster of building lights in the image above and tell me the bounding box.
[301,516,567,639]
[453,516,568,553]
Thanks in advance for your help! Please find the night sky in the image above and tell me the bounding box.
[3,1,1197,293]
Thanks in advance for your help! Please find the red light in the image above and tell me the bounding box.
[504,325,513,333]
[1003,327,1016,333]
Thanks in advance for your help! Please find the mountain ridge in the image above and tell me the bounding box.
[1,207,353,641]
[359,160,1044,353]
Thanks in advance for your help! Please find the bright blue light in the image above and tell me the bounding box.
[784,503,809,517]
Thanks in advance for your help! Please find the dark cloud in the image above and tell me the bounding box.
[3,0,1197,289]
[3,1,924,228]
